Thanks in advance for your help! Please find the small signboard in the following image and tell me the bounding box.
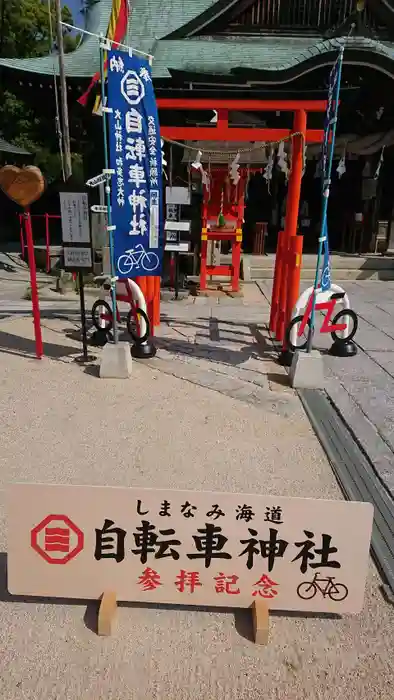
[7,484,373,613]
[59,192,90,244]
[86,172,110,188]
[166,186,190,206]
[63,246,93,272]
[165,220,191,253]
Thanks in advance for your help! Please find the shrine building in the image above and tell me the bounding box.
[2,0,394,274]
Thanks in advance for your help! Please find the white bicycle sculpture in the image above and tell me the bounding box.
[117,244,159,275]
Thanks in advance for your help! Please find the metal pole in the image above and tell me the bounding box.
[99,37,118,343]
[55,0,72,180]
[175,251,179,300]
[78,271,88,360]
[307,46,344,353]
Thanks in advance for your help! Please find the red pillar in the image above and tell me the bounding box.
[276,109,307,340]
[232,239,241,292]
[153,276,161,327]
[145,276,155,335]
[24,211,43,359]
[200,236,208,291]
[269,230,285,333]
[285,235,303,339]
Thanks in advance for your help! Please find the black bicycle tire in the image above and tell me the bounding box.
[91,300,113,332]
[330,309,358,343]
[296,582,317,600]
[328,583,348,602]
[126,307,150,344]
[286,316,311,352]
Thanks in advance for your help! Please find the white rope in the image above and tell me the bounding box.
[162,132,306,156]
[60,21,154,61]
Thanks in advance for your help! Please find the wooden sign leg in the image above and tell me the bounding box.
[98,591,117,636]
[251,600,269,645]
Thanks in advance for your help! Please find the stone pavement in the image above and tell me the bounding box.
[0,286,393,699]
[258,279,394,502]
[152,283,296,419]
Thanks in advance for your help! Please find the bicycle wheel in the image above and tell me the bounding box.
[141,251,159,272]
[296,582,317,600]
[328,583,348,601]
[117,254,133,275]
[126,307,150,344]
[285,315,311,352]
[91,300,113,331]
[330,309,358,343]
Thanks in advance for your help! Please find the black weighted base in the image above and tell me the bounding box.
[74,354,97,365]
[278,349,295,367]
[90,329,111,347]
[131,340,157,359]
[329,339,358,357]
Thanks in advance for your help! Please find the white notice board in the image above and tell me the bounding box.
[60,192,90,244]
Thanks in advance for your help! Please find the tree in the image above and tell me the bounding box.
[0,0,74,58]
[0,0,89,185]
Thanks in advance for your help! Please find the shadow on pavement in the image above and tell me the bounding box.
[0,328,81,362]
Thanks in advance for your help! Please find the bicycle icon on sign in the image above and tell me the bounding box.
[117,244,160,275]
[297,574,348,601]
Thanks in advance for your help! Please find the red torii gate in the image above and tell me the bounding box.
[158,98,326,328]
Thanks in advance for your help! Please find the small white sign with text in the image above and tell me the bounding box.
[60,192,90,244]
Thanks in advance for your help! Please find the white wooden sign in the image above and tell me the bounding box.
[60,192,90,244]
[7,484,373,613]
[166,186,190,206]
[63,247,92,270]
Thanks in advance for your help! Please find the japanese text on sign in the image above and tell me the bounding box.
[63,247,92,271]
[7,485,373,613]
[59,193,90,244]
[107,50,164,278]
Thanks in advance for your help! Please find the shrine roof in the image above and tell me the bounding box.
[1,0,394,82]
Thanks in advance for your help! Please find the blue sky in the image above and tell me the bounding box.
[62,0,84,27]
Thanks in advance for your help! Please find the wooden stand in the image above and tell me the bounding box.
[98,591,117,636]
[251,600,269,645]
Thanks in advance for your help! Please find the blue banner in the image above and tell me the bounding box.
[319,49,343,292]
[107,50,163,278]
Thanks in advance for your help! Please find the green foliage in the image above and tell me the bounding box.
[1,0,73,58]
[0,1,87,185]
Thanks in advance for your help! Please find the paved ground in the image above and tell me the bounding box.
[0,279,393,699]
[258,279,394,501]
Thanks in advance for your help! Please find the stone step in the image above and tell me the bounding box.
[250,267,394,281]
[242,252,394,281]
[245,253,394,270]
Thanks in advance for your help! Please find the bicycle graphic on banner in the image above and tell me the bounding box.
[117,244,160,275]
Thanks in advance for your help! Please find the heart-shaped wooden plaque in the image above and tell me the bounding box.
[0,165,45,208]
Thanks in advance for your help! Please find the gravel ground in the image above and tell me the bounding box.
[0,315,393,700]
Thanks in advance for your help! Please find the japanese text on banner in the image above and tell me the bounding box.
[107,50,163,278]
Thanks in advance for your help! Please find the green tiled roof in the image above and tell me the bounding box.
[0,0,219,76]
[127,0,219,41]
[0,136,31,155]
[0,0,114,76]
[150,35,394,78]
[0,0,394,80]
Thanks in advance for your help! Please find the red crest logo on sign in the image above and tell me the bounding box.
[31,515,84,564]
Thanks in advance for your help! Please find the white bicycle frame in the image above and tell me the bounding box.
[289,283,351,349]
[98,277,149,342]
